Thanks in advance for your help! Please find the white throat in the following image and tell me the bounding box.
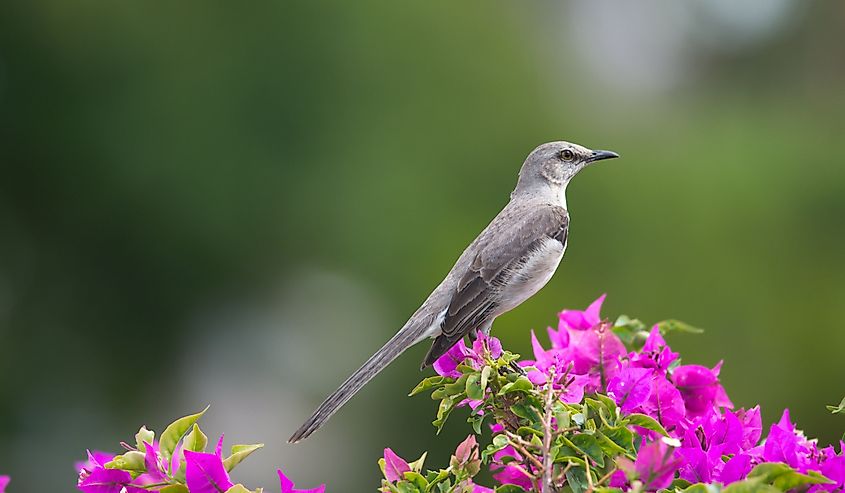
[556,182,569,209]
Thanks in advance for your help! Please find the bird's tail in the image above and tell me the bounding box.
[288,321,428,443]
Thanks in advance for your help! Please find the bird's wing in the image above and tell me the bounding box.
[422,204,568,366]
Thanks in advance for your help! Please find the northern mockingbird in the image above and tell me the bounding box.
[289,141,619,443]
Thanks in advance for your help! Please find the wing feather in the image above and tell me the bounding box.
[421,205,569,366]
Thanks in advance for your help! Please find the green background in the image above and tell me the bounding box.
[0,1,843,491]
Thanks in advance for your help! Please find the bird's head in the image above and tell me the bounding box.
[513,141,619,198]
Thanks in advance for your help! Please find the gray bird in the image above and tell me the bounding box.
[289,141,619,443]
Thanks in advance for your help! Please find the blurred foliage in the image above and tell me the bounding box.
[0,1,843,491]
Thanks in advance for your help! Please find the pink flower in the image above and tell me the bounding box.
[559,294,606,331]
[672,363,733,416]
[433,332,503,378]
[381,448,411,482]
[622,440,682,490]
[278,469,326,493]
[0,476,9,493]
[608,367,654,413]
[629,327,678,371]
[489,446,534,491]
[762,409,815,472]
[184,435,233,493]
[433,340,472,378]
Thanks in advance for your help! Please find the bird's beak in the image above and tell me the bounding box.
[587,150,620,163]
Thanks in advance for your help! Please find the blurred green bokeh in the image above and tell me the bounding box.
[0,1,843,491]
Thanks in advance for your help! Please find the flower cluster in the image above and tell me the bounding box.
[386,295,845,493]
[64,294,844,493]
[378,436,492,493]
[75,407,323,493]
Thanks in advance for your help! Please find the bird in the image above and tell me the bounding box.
[288,140,619,443]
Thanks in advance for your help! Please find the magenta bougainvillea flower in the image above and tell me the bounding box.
[74,451,115,478]
[816,443,845,492]
[76,295,844,493]
[672,363,733,417]
[77,450,133,493]
[433,340,471,378]
[520,294,626,400]
[630,439,684,490]
[488,445,535,491]
[278,469,326,493]
[433,332,502,379]
[382,448,411,482]
[761,409,816,471]
[629,327,678,372]
[559,294,605,331]
[184,436,233,493]
[0,476,9,493]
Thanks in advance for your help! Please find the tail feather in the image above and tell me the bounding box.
[288,322,427,443]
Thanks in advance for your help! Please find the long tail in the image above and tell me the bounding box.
[288,321,429,443]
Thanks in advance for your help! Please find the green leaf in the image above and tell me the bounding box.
[595,394,618,416]
[569,433,605,467]
[408,451,427,473]
[554,455,587,468]
[469,414,484,435]
[424,468,450,491]
[614,314,648,332]
[510,403,541,423]
[160,406,209,463]
[495,485,526,493]
[498,376,534,395]
[104,451,146,472]
[223,443,264,472]
[680,484,720,493]
[499,351,521,365]
[624,413,669,437]
[555,409,571,429]
[396,481,421,493]
[432,394,462,432]
[516,426,543,438]
[594,431,628,457]
[566,466,592,493]
[746,462,832,490]
[480,366,492,394]
[466,373,484,400]
[826,396,845,414]
[656,319,703,335]
[670,478,693,489]
[409,376,446,397]
[482,434,509,462]
[160,486,190,493]
[598,425,635,457]
[183,423,208,453]
[444,374,470,396]
[225,485,252,493]
[135,426,155,453]
[722,479,780,493]
[403,471,429,490]
[612,315,649,348]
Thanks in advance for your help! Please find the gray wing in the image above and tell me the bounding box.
[421,204,568,366]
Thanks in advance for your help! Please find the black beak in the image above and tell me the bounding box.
[588,150,620,163]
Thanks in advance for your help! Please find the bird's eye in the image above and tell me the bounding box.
[560,149,575,162]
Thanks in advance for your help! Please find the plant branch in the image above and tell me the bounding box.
[541,367,556,493]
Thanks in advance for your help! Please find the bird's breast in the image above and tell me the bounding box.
[497,236,565,314]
